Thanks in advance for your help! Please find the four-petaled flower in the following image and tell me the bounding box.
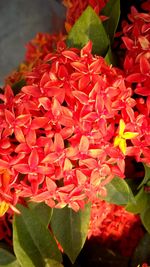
[114,119,138,155]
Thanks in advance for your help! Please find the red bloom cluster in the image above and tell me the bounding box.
[5,32,65,86]
[25,32,65,65]
[123,6,150,96]
[121,7,150,164]
[88,199,144,257]
[0,40,141,214]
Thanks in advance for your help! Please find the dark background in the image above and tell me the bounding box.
[0,0,65,85]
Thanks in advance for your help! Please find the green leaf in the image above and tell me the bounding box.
[0,248,20,267]
[51,204,91,264]
[131,233,150,267]
[141,207,150,233]
[13,204,63,267]
[126,187,150,214]
[103,177,135,205]
[67,6,109,56]
[138,164,150,189]
[101,0,120,43]
[28,202,53,227]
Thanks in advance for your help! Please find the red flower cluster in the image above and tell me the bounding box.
[25,32,66,65]
[0,40,141,214]
[5,32,65,86]
[123,6,150,97]
[88,199,144,257]
[121,7,150,164]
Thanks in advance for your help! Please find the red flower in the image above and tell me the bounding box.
[4,110,31,143]
[14,148,54,194]
[5,33,65,86]
[88,199,145,257]
[121,7,150,113]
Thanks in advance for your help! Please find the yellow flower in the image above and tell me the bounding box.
[114,119,138,155]
[0,201,10,217]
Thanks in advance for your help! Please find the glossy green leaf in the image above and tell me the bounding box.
[51,204,91,263]
[141,207,150,233]
[103,177,135,205]
[126,187,150,214]
[67,6,109,56]
[138,164,150,189]
[0,248,20,267]
[28,202,53,227]
[131,233,150,267]
[101,0,120,43]
[13,204,63,267]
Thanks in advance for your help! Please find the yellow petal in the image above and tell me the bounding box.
[0,201,9,217]
[119,139,127,155]
[122,132,138,140]
[114,136,122,147]
[119,119,126,136]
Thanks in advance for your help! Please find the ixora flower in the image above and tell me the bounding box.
[88,199,144,257]
[0,40,143,215]
[120,6,150,166]
[121,6,150,108]
[114,119,138,155]
[5,32,66,86]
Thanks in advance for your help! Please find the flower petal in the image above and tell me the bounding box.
[119,139,126,155]
[28,148,39,169]
[79,135,89,153]
[119,119,126,136]
[123,132,139,139]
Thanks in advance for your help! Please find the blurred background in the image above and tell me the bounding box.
[0,0,144,85]
[0,0,65,85]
